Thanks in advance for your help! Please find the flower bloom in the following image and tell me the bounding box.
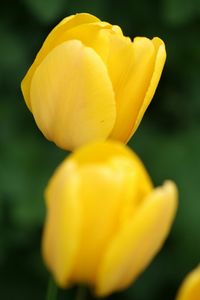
[176,266,200,300]
[21,13,166,151]
[42,141,177,296]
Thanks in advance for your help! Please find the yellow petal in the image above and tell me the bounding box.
[131,38,166,136]
[30,40,116,150]
[176,266,200,300]
[70,141,153,195]
[69,165,138,284]
[53,22,121,63]
[109,37,166,143]
[21,13,99,109]
[96,181,178,296]
[42,164,82,287]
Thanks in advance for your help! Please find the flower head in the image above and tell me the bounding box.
[21,13,166,151]
[176,266,200,300]
[42,141,177,296]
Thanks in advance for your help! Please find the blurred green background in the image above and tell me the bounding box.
[0,0,200,299]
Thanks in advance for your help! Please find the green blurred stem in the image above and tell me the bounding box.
[76,286,88,300]
[46,277,58,300]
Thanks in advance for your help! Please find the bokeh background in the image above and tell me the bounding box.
[1,0,200,299]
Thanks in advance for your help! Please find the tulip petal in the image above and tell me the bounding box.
[96,181,178,296]
[30,40,116,150]
[69,165,138,284]
[176,266,200,300]
[53,22,122,63]
[70,141,153,201]
[21,13,99,109]
[131,38,166,136]
[109,37,166,143]
[42,165,82,287]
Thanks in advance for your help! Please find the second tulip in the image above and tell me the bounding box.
[42,141,177,296]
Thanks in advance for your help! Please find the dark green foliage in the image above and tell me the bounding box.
[0,0,200,299]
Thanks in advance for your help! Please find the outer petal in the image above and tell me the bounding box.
[21,13,100,109]
[109,37,166,143]
[176,266,200,300]
[96,181,178,296]
[30,40,116,150]
[130,38,166,137]
[42,164,81,287]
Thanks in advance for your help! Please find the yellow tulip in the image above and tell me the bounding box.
[176,266,200,300]
[21,13,166,151]
[42,141,177,296]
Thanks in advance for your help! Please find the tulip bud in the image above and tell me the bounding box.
[21,13,166,151]
[42,141,177,296]
[176,266,200,300]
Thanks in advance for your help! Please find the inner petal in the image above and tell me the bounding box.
[69,164,140,284]
[108,37,156,142]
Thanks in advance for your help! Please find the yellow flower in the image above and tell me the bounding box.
[21,13,166,151]
[176,266,200,300]
[42,141,177,296]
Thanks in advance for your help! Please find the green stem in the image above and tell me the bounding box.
[75,286,88,300]
[46,277,58,300]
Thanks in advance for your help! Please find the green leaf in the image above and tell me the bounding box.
[23,0,68,23]
[162,0,197,26]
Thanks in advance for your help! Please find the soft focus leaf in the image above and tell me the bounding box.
[162,0,198,26]
[22,0,68,23]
